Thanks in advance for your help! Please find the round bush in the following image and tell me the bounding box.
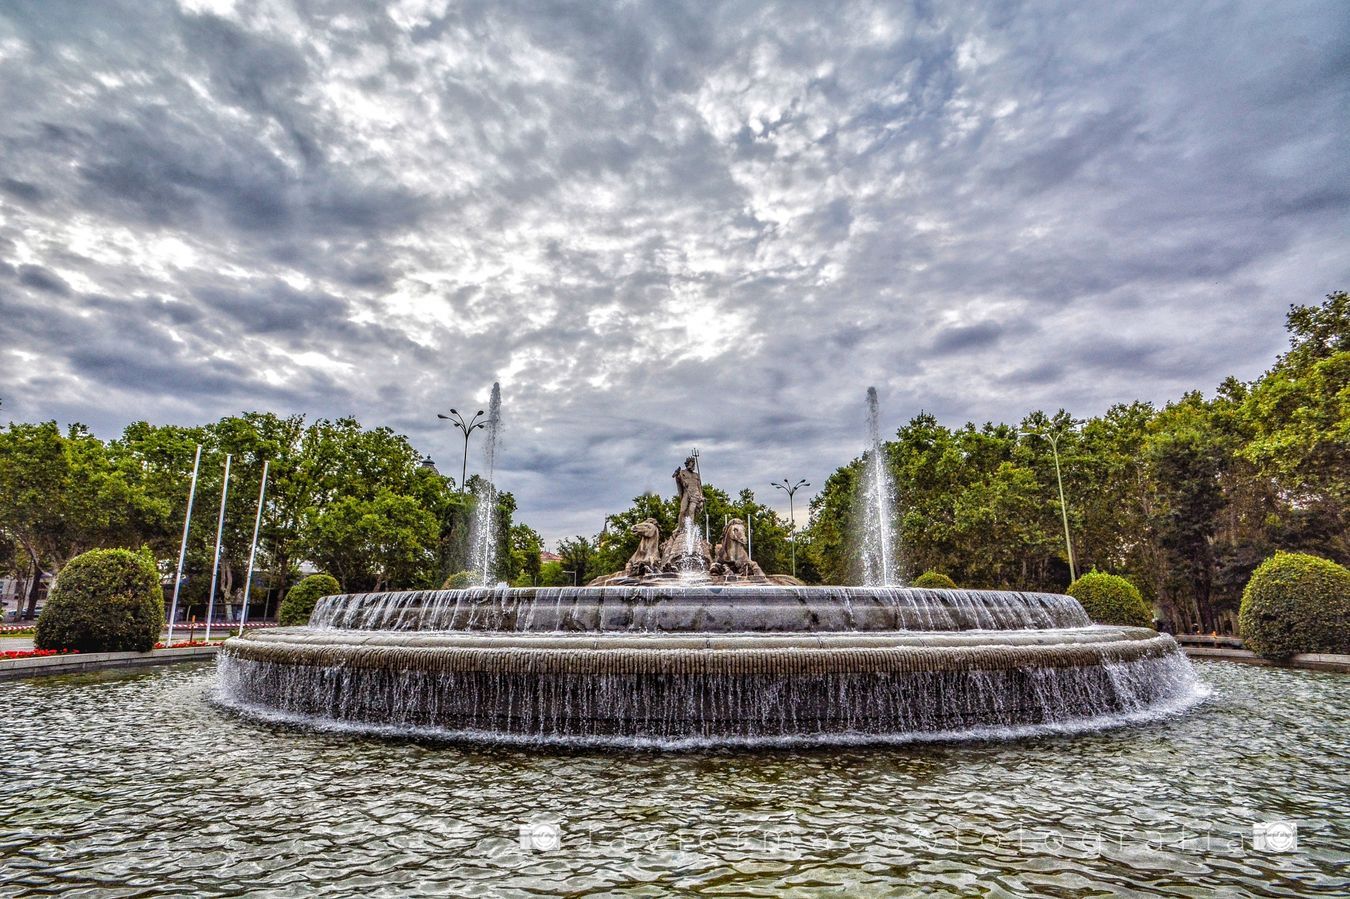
[1239,552,1350,659]
[35,548,164,653]
[912,571,957,589]
[442,570,475,589]
[278,574,342,626]
[1067,571,1153,628]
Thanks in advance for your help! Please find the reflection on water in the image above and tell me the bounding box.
[1,662,1346,897]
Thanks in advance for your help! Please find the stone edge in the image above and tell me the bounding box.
[1180,646,1350,673]
[0,644,220,681]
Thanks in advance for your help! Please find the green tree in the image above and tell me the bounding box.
[556,536,596,585]
[1240,291,1349,561]
[301,490,438,592]
[0,422,153,617]
[509,523,543,585]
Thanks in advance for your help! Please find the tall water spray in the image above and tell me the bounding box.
[468,382,502,584]
[862,387,898,586]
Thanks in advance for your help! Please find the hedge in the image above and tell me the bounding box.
[277,574,342,626]
[1067,571,1153,628]
[912,571,957,589]
[1238,552,1350,659]
[35,548,164,653]
[442,570,475,589]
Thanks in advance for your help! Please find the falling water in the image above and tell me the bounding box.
[467,382,502,585]
[308,585,1093,633]
[227,584,1204,743]
[861,387,898,586]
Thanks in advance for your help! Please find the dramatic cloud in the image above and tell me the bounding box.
[1,0,1347,540]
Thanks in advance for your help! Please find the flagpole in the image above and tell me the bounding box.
[204,454,231,643]
[236,460,269,637]
[165,445,201,644]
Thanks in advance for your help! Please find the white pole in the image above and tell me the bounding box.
[166,445,201,644]
[746,509,753,560]
[204,454,232,643]
[236,459,269,637]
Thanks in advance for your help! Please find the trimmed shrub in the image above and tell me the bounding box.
[912,571,957,589]
[278,574,342,626]
[1239,552,1350,659]
[442,570,475,590]
[1067,571,1153,628]
[35,548,164,653]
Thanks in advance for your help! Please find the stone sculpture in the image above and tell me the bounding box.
[672,456,704,525]
[624,518,662,576]
[717,518,750,564]
[713,518,765,578]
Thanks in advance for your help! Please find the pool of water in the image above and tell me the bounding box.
[1,661,1346,897]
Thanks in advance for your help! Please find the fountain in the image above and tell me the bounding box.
[862,386,898,586]
[218,422,1203,745]
[467,382,502,584]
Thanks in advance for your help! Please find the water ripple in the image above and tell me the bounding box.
[0,663,1346,897]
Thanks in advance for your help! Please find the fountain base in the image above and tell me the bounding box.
[219,624,1199,743]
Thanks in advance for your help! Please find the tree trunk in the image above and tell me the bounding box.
[221,563,236,621]
[21,540,41,620]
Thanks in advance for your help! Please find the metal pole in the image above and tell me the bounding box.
[746,508,753,560]
[773,479,809,578]
[460,431,470,494]
[1048,434,1077,583]
[236,459,269,637]
[166,444,201,645]
[204,454,231,643]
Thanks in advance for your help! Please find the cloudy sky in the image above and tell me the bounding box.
[1,0,1347,543]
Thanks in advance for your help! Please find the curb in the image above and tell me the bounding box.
[0,644,220,681]
[1181,646,1350,673]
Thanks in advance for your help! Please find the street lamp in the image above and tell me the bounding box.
[1028,426,1077,584]
[437,408,486,493]
[771,478,810,578]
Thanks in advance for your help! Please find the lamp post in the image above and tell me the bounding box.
[1029,427,1077,584]
[437,408,487,493]
[771,478,810,578]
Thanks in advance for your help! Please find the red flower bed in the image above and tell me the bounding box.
[1,648,80,660]
[154,640,210,650]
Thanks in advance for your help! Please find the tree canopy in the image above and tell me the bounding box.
[798,291,1348,632]
[0,412,536,618]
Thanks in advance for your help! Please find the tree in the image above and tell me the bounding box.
[556,536,596,585]
[1240,291,1349,562]
[300,490,438,592]
[0,422,153,617]
[509,524,543,585]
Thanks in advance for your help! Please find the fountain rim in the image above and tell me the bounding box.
[240,624,1155,649]
[316,584,1079,598]
[223,627,1178,675]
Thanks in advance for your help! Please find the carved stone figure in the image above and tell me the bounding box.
[672,456,704,526]
[716,518,750,565]
[711,517,766,579]
[625,518,662,575]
